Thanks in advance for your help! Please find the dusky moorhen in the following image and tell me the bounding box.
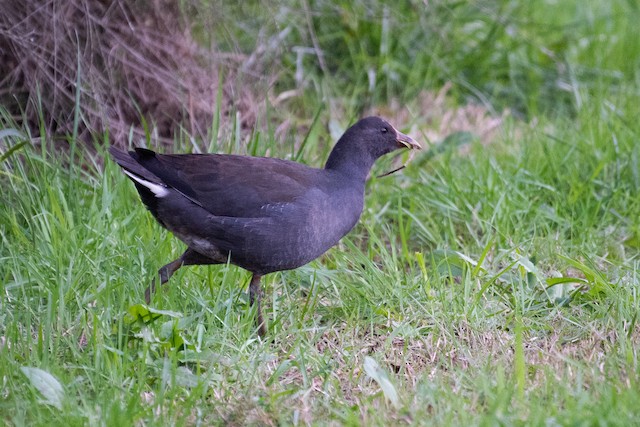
[110,116,420,335]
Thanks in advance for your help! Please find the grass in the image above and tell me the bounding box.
[2,0,640,425]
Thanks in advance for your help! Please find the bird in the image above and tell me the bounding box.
[109,116,421,335]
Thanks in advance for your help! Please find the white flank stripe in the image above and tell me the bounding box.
[123,170,170,197]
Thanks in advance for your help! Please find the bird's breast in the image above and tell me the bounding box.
[271,188,364,267]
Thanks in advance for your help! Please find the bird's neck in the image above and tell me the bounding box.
[324,143,376,182]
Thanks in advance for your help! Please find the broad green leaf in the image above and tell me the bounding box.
[125,304,183,325]
[363,356,400,409]
[21,367,64,410]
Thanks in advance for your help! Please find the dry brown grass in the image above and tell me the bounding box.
[0,0,276,149]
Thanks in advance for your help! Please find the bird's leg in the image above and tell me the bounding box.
[249,274,266,336]
[145,248,221,303]
[145,256,185,304]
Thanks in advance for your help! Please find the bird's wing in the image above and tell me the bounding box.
[119,147,324,218]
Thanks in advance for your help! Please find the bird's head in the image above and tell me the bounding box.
[325,116,421,177]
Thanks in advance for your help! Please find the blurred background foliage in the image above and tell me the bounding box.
[1,0,638,148]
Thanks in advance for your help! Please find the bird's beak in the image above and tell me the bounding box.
[395,129,421,150]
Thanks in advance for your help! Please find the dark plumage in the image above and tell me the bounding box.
[110,116,420,335]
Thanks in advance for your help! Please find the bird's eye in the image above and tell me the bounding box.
[381,127,388,133]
